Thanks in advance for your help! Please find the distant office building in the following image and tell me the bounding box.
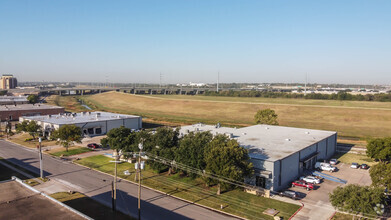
[0,74,18,89]
[0,104,64,121]
[20,111,142,137]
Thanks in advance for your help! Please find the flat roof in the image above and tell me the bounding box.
[0,104,64,111]
[0,96,27,101]
[22,111,141,125]
[180,124,336,162]
[0,180,83,219]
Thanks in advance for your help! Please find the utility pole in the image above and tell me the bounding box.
[217,72,220,93]
[38,137,43,178]
[114,153,118,212]
[138,142,143,220]
[304,73,308,96]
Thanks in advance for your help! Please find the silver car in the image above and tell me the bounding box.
[300,176,321,184]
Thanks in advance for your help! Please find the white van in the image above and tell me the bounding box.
[315,162,336,172]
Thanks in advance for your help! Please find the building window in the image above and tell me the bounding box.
[88,128,94,134]
[95,128,102,134]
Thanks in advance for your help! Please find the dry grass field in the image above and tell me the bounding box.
[80,92,391,138]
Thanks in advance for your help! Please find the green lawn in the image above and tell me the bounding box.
[50,147,92,157]
[76,155,300,220]
[50,192,133,220]
[333,152,377,167]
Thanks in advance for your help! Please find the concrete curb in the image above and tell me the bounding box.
[288,202,304,220]
[74,162,246,220]
[12,176,93,220]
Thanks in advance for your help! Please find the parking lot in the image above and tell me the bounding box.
[278,161,372,220]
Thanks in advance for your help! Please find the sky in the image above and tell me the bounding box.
[0,0,390,85]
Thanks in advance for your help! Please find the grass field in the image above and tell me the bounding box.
[80,92,391,138]
[332,152,377,167]
[50,191,133,220]
[8,133,57,148]
[50,147,92,157]
[76,155,300,220]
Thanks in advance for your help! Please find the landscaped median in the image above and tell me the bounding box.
[75,155,300,220]
[49,147,92,157]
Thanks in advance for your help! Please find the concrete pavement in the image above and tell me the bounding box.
[0,139,237,220]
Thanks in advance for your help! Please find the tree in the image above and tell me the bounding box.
[0,90,7,96]
[149,127,180,173]
[366,138,391,162]
[204,135,253,194]
[26,120,41,139]
[370,162,391,189]
[16,120,29,133]
[175,131,213,177]
[52,125,82,152]
[27,94,39,104]
[329,184,385,216]
[101,126,133,152]
[254,109,279,125]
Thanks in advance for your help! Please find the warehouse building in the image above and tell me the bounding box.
[0,104,64,121]
[180,124,337,192]
[0,96,29,105]
[20,111,142,137]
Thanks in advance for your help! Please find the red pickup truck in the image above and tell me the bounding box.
[291,180,314,191]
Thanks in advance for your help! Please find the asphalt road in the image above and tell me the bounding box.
[0,140,237,220]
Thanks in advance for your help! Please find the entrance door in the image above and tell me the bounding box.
[256,176,266,188]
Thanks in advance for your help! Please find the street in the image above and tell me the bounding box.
[0,140,237,220]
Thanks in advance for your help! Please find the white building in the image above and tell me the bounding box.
[180,124,337,192]
[20,111,142,137]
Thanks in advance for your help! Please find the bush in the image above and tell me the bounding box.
[25,138,34,142]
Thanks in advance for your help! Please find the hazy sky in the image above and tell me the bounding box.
[1,0,390,84]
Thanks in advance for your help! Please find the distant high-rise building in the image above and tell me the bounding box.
[0,74,18,89]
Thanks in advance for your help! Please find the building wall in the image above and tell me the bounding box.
[271,133,337,192]
[1,108,65,121]
[42,117,142,137]
[0,76,17,89]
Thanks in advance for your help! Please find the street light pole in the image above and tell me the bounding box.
[114,152,118,212]
[138,142,143,220]
[39,137,43,179]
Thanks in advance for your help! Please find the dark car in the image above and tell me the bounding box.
[292,180,314,191]
[360,164,369,169]
[87,143,100,149]
[279,190,299,200]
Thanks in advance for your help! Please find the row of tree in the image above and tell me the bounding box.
[101,126,253,194]
[329,137,391,216]
[204,90,391,102]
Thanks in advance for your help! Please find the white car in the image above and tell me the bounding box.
[315,162,337,172]
[329,159,338,165]
[300,176,320,184]
[350,163,359,169]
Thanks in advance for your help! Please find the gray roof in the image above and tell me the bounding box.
[22,111,140,125]
[0,96,27,101]
[180,124,336,162]
[0,104,63,111]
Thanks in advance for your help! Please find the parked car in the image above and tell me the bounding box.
[315,162,337,172]
[360,164,369,169]
[292,180,314,191]
[87,143,100,149]
[300,176,321,184]
[279,190,300,200]
[329,159,338,165]
[350,163,360,169]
